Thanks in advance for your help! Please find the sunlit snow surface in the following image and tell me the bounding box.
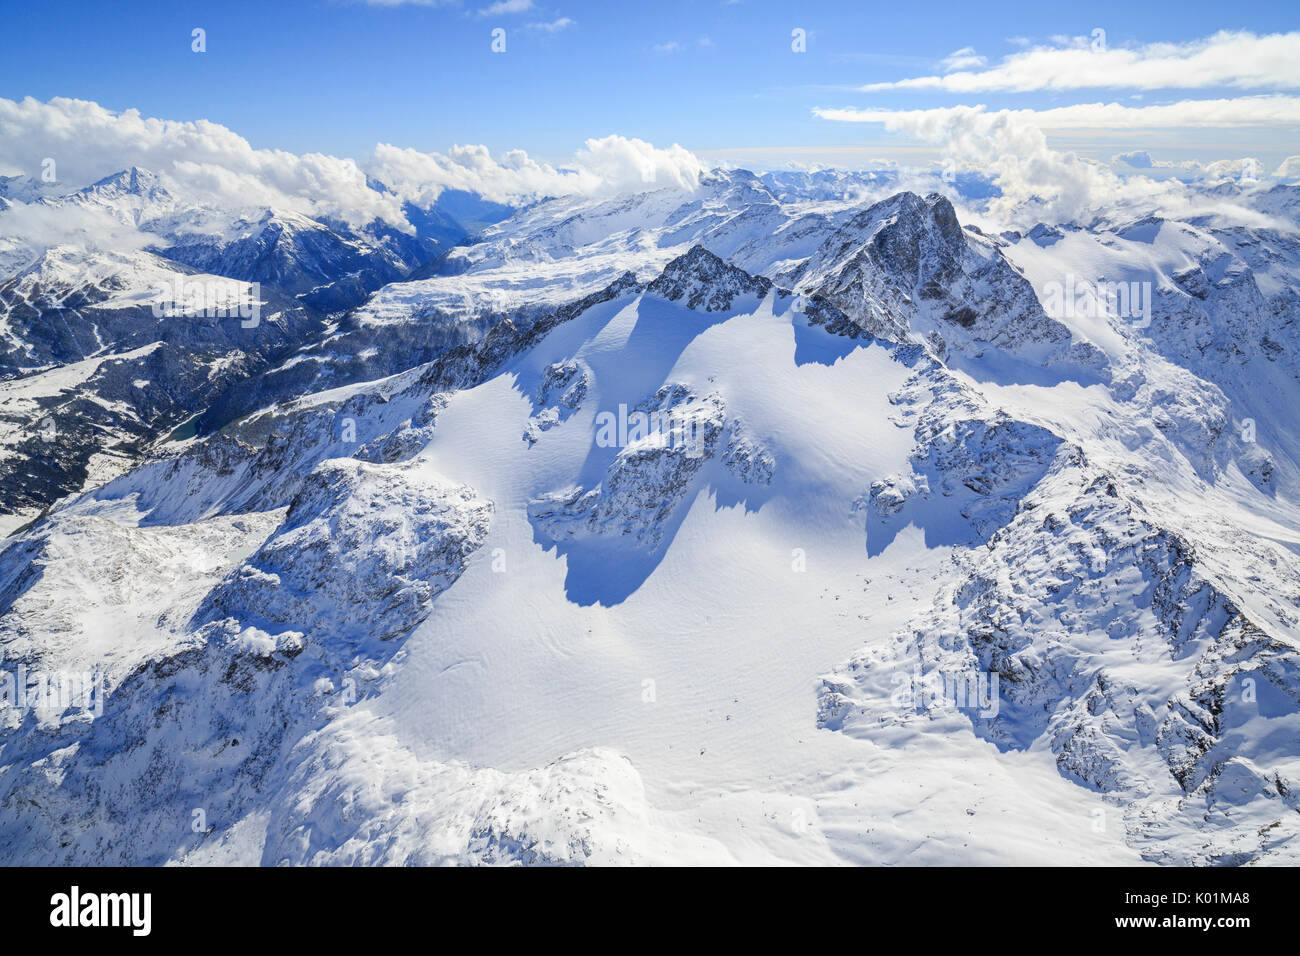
[1,172,1298,865]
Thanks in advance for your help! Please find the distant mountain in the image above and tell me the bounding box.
[0,167,516,527]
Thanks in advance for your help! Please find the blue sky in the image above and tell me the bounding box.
[1,0,1296,170]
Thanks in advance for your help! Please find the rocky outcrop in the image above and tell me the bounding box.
[530,384,726,548]
[646,245,773,311]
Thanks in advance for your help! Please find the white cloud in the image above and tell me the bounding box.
[1275,155,1300,180]
[1107,151,1274,184]
[862,30,1300,92]
[477,0,532,15]
[574,135,706,194]
[370,135,705,205]
[814,101,1295,227]
[817,103,1178,224]
[0,200,155,260]
[1201,157,1266,181]
[527,17,574,32]
[939,47,986,72]
[815,96,1300,130]
[0,97,707,232]
[1108,152,1271,184]
[0,96,406,231]
[652,41,683,55]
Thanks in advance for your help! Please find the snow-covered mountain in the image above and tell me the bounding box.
[0,168,511,531]
[0,166,1297,866]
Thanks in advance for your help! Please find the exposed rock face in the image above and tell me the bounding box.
[822,460,1300,864]
[524,359,591,445]
[866,359,1066,539]
[0,456,491,865]
[163,209,421,314]
[645,244,773,311]
[0,167,504,529]
[723,420,776,486]
[196,458,493,643]
[530,384,726,549]
[793,192,1104,369]
[0,249,327,524]
[1141,218,1300,386]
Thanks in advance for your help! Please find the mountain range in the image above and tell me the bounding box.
[0,164,1297,865]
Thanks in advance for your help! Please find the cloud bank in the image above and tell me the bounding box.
[369,135,704,208]
[862,31,1300,93]
[815,102,1290,226]
[0,97,705,232]
[816,96,1300,130]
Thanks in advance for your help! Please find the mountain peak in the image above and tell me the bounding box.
[645,244,772,311]
[82,166,168,199]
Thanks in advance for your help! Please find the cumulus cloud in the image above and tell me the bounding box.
[0,97,706,232]
[0,96,406,231]
[1109,151,1203,179]
[1108,152,1273,185]
[0,201,154,259]
[813,102,1293,228]
[369,143,573,206]
[1275,156,1300,181]
[815,103,1183,224]
[862,30,1300,92]
[825,105,1123,221]
[370,135,704,205]
[574,135,706,193]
